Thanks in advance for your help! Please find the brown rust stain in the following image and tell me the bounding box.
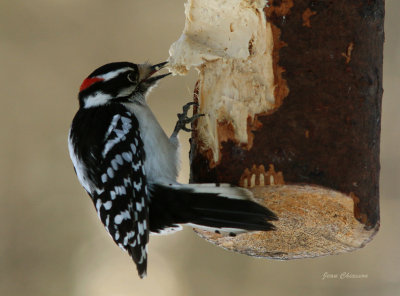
[246,115,263,149]
[351,192,368,225]
[217,121,236,145]
[264,0,294,17]
[302,8,317,27]
[342,42,354,64]
[264,1,291,110]
[215,117,263,166]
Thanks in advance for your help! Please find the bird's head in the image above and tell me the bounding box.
[78,62,170,108]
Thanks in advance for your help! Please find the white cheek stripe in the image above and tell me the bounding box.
[84,92,112,108]
[97,67,132,81]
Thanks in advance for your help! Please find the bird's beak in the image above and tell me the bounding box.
[139,62,171,84]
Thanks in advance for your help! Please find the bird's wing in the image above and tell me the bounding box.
[88,106,149,278]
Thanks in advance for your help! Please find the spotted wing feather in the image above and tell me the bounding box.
[69,103,149,278]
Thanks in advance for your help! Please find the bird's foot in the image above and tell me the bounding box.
[172,102,204,137]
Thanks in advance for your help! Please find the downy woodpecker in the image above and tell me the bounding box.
[68,61,277,278]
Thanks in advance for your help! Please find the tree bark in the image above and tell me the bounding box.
[189,0,383,259]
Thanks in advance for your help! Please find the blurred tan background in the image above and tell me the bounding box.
[0,0,399,295]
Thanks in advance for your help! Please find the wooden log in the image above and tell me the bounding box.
[186,0,384,259]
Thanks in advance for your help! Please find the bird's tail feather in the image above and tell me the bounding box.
[148,183,277,236]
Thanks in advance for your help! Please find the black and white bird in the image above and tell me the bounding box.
[68,61,277,278]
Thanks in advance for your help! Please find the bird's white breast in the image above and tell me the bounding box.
[124,102,180,185]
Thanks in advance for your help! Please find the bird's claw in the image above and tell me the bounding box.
[173,102,204,136]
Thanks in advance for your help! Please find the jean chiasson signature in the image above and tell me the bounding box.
[322,272,368,280]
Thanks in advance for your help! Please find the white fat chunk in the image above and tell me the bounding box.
[168,0,276,163]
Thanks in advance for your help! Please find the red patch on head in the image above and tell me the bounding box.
[79,77,104,92]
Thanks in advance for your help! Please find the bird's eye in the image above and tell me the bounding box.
[127,72,138,83]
